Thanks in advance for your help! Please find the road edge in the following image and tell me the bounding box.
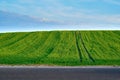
[0,65,120,68]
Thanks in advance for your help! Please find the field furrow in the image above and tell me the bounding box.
[79,32,95,62]
[74,32,82,62]
[0,31,119,65]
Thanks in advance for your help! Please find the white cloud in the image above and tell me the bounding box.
[0,0,120,26]
[104,0,120,5]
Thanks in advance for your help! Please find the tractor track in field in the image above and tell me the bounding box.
[1,31,119,65]
[0,33,31,49]
[74,32,82,62]
[79,32,95,62]
[0,33,16,42]
[38,47,54,61]
[15,33,51,55]
[38,32,61,61]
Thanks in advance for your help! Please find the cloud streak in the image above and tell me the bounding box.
[104,0,120,5]
[0,0,120,27]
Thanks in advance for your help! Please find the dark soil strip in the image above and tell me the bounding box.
[79,32,95,62]
[74,32,82,62]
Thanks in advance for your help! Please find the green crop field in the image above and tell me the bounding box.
[0,31,120,66]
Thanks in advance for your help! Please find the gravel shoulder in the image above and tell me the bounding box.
[0,65,120,68]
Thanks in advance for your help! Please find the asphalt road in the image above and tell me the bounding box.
[0,67,120,80]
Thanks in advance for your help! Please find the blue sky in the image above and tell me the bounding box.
[0,0,120,31]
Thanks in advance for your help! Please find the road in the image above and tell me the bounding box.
[0,66,120,80]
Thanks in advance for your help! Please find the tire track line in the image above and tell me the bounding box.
[38,32,60,61]
[0,33,16,42]
[74,32,82,62]
[16,32,51,55]
[79,32,95,62]
[0,33,31,49]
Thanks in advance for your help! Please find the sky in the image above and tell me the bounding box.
[0,0,120,31]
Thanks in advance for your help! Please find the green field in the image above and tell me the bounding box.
[0,31,120,66]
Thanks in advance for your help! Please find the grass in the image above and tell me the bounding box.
[0,31,120,66]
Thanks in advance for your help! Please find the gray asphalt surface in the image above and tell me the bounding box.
[0,67,120,80]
